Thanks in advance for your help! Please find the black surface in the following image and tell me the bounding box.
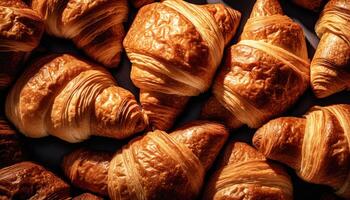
[1,0,348,199]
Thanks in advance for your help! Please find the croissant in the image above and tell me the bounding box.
[31,0,128,68]
[310,0,350,98]
[203,142,293,200]
[253,104,350,199]
[291,0,324,11]
[0,119,24,168]
[0,0,44,90]
[201,0,310,129]
[62,121,228,199]
[5,54,148,143]
[123,0,241,130]
[0,161,70,199]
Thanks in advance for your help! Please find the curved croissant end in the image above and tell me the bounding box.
[253,104,350,199]
[204,142,293,200]
[124,0,241,130]
[62,121,228,200]
[0,162,70,199]
[5,54,147,143]
[0,0,44,89]
[204,0,309,129]
[311,0,350,98]
[31,0,128,68]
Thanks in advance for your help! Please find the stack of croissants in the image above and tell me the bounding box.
[0,0,349,199]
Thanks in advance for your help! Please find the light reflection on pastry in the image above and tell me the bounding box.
[124,0,241,130]
[62,121,228,200]
[31,0,128,68]
[0,0,44,90]
[310,0,350,98]
[5,54,148,143]
[254,104,350,199]
[204,142,293,200]
[201,0,309,129]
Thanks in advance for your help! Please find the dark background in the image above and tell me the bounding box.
[1,0,348,199]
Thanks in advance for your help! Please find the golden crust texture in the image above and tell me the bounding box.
[31,0,128,68]
[311,0,350,98]
[62,121,228,200]
[203,142,293,200]
[0,161,70,199]
[0,0,44,90]
[124,0,241,130]
[253,104,350,199]
[5,54,148,143]
[291,0,324,11]
[201,0,309,129]
[0,119,24,168]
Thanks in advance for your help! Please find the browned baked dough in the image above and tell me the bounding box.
[6,54,148,143]
[201,0,309,129]
[63,121,228,200]
[253,104,350,199]
[124,0,241,130]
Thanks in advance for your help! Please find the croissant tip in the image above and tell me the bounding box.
[251,0,283,17]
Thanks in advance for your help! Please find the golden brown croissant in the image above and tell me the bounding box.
[0,161,70,199]
[31,0,128,68]
[291,0,324,11]
[201,0,310,129]
[124,0,241,130]
[0,119,24,168]
[253,104,350,199]
[310,0,350,98]
[203,142,293,200]
[62,121,228,199]
[0,0,44,90]
[5,54,148,143]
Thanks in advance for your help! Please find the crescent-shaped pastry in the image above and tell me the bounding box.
[0,119,24,168]
[253,104,350,199]
[0,161,70,199]
[5,54,148,143]
[124,0,241,130]
[311,0,350,98]
[62,121,228,200]
[31,0,128,68]
[201,0,310,129]
[0,0,44,90]
[203,142,293,200]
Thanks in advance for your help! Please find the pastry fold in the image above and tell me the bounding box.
[124,0,241,130]
[63,121,228,200]
[31,0,128,67]
[311,0,350,98]
[202,0,309,129]
[0,0,44,90]
[253,104,350,199]
[6,54,147,143]
[204,142,293,200]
